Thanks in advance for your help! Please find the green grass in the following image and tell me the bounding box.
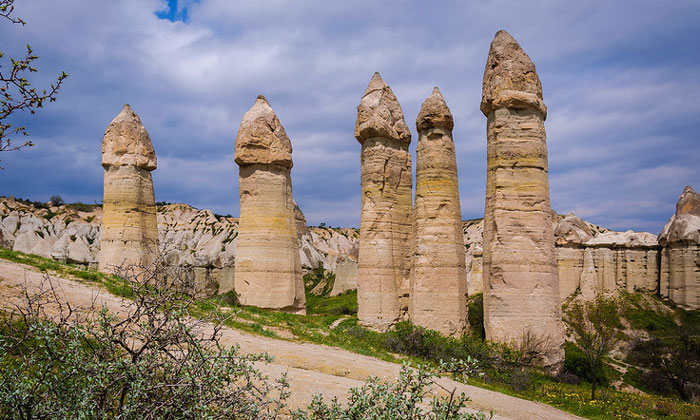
[2,247,699,420]
[619,291,680,334]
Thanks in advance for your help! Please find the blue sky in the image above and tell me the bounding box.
[1,0,699,233]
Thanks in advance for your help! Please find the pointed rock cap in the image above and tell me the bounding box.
[416,87,454,131]
[354,72,411,144]
[659,185,700,245]
[234,95,293,168]
[480,30,547,118]
[101,104,156,170]
[676,185,700,216]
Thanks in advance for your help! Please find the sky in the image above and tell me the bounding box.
[1,0,699,233]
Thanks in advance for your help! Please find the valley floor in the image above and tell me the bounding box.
[0,259,587,420]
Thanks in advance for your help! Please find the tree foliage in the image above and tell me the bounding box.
[564,296,621,400]
[0,266,289,419]
[628,318,700,401]
[0,0,68,162]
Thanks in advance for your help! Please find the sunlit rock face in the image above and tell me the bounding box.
[480,31,564,369]
[409,87,468,337]
[355,73,413,331]
[99,104,158,275]
[233,96,306,314]
[659,185,700,309]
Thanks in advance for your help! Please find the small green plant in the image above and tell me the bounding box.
[564,296,621,400]
[292,363,490,420]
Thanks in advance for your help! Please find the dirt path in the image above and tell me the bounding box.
[0,260,586,420]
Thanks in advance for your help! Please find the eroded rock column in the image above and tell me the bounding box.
[659,185,700,309]
[409,88,468,336]
[480,31,564,367]
[234,96,305,314]
[99,105,158,274]
[356,73,412,330]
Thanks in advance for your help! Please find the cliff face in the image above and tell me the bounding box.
[1,195,687,306]
[0,197,355,297]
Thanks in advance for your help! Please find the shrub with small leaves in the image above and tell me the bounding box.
[292,363,491,420]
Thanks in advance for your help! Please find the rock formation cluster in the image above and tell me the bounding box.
[234,96,306,314]
[355,73,413,330]
[98,105,159,275]
[480,31,564,367]
[3,29,697,369]
[659,186,700,309]
[409,88,468,336]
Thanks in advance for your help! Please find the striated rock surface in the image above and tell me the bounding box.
[659,186,700,309]
[355,73,413,330]
[234,96,305,314]
[409,88,468,336]
[99,105,158,274]
[481,31,564,368]
[331,257,359,296]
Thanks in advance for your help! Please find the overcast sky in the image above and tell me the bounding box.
[1,0,699,233]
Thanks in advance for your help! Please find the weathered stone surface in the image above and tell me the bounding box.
[331,257,358,296]
[235,96,293,168]
[101,105,156,170]
[99,105,158,274]
[355,73,413,330]
[481,31,564,368]
[409,88,468,336]
[579,249,597,301]
[659,186,700,309]
[234,96,305,314]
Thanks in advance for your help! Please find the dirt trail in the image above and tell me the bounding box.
[0,260,586,420]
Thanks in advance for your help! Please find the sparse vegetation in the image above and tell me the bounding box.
[564,296,622,400]
[1,247,699,419]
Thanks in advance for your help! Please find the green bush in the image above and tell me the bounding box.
[562,342,608,386]
[468,293,485,339]
[0,268,288,419]
[292,363,489,420]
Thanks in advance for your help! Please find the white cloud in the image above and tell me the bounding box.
[1,0,698,232]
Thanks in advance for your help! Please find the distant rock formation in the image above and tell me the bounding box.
[331,257,358,296]
[409,87,468,336]
[480,31,564,368]
[233,95,305,314]
[355,73,413,330]
[98,104,158,275]
[659,186,700,309]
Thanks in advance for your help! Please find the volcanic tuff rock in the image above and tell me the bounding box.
[355,73,413,331]
[553,213,658,301]
[659,186,700,309]
[481,31,564,368]
[409,87,468,336]
[234,96,306,314]
[99,105,158,275]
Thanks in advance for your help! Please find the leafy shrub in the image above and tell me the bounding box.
[49,195,64,206]
[0,266,288,419]
[292,363,490,420]
[468,293,485,339]
[562,341,608,386]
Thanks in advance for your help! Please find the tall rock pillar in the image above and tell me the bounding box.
[234,95,305,314]
[99,105,158,274]
[355,73,413,330]
[480,31,564,368]
[659,185,700,309]
[409,87,468,336]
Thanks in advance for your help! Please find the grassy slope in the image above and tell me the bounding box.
[1,247,698,420]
